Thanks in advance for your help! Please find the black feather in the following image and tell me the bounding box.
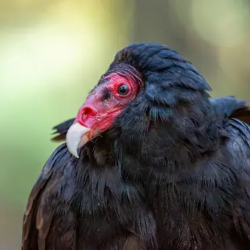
[23,43,250,250]
[51,118,75,141]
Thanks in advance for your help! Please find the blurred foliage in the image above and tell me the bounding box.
[0,0,249,249]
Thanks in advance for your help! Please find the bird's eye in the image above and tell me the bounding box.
[117,84,129,95]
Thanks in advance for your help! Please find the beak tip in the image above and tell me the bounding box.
[68,148,79,158]
[73,151,80,158]
[66,122,90,158]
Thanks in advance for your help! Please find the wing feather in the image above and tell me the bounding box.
[51,118,75,141]
[225,116,250,246]
[22,144,79,250]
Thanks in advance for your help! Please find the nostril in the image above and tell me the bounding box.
[81,107,97,121]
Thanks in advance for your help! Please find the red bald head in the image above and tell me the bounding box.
[66,67,143,157]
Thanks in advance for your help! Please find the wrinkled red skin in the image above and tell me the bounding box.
[73,73,139,140]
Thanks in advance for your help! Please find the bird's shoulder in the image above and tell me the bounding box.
[222,102,250,245]
[222,96,250,170]
[211,96,250,168]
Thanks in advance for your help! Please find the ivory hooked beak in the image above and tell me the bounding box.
[66,122,91,158]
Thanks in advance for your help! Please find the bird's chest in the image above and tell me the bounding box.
[71,187,126,240]
[149,186,231,250]
[65,175,155,248]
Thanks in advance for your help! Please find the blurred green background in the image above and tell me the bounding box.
[0,0,250,249]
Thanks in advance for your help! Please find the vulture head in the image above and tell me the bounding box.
[66,43,217,178]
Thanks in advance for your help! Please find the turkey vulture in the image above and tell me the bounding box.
[22,43,250,250]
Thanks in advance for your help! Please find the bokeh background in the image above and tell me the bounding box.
[0,0,250,249]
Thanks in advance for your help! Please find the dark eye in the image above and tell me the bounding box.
[118,84,129,95]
